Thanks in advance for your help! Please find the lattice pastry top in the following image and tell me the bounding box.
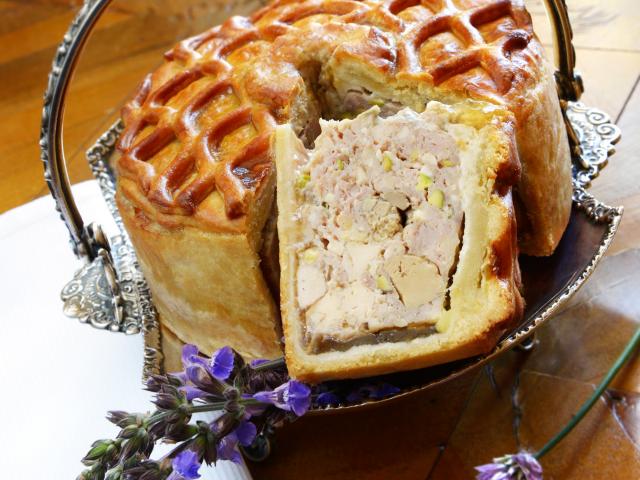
[116,0,544,233]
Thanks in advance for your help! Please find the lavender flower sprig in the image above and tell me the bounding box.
[475,326,640,479]
[475,453,542,480]
[78,344,310,480]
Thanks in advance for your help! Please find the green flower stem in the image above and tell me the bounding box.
[535,325,640,459]
[189,398,263,413]
[251,357,286,371]
[188,402,228,413]
[150,398,264,423]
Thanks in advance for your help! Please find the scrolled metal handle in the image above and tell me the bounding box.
[39,0,148,337]
[543,0,584,157]
[545,0,583,102]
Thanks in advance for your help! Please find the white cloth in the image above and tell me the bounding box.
[0,181,251,480]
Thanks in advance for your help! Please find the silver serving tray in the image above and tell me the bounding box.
[41,0,622,412]
[62,102,623,412]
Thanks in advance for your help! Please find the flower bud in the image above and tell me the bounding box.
[223,387,240,401]
[138,471,160,480]
[164,423,198,443]
[76,470,91,480]
[120,427,153,460]
[144,375,165,392]
[107,411,128,426]
[211,413,237,439]
[105,464,124,480]
[77,465,106,480]
[153,392,181,410]
[119,438,141,461]
[104,443,119,463]
[119,425,140,439]
[81,439,111,465]
[184,364,226,397]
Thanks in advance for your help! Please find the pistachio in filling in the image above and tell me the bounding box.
[292,106,471,352]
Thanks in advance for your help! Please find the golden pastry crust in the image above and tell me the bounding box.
[117,180,283,360]
[115,0,568,361]
[117,0,569,249]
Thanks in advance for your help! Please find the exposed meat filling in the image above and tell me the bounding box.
[292,106,473,353]
[341,88,404,118]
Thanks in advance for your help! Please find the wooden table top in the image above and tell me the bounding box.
[1,1,639,478]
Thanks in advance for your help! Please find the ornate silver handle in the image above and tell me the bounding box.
[39,0,139,337]
[38,0,588,337]
[41,0,113,261]
[543,0,584,156]
[545,0,583,102]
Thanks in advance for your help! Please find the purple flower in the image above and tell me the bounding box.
[234,420,257,447]
[172,450,201,479]
[475,464,511,480]
[180,347,213,393]
[171,371,188,385]
[252,380,311,416]
[181,344,208,370]
[216,435,242,463]
[370,383,400,399]
[209,418,257,464]
[184,364,212,389]
[217,420,257,463]
[180,344,233,393]
[210,346,234,381]
[179,385,209,402]
[316,391,340,407]
[244,403,268,417]
[512,453,543,479]
[475,453,542,480]
[346,383,400,404]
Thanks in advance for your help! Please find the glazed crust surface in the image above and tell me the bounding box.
[116,0,570,255]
